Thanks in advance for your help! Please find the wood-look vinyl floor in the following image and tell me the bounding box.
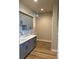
[26,41,57,59]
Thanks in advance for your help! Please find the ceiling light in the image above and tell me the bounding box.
[34,0,38,2]
[41,8,44,11]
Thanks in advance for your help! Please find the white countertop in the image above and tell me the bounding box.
[20,35,36,44]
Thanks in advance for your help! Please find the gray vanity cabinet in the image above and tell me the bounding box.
[20,36,36,59]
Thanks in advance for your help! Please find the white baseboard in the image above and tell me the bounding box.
[51,49,57,52]
[37,39,57,52]
[37,39,51,42]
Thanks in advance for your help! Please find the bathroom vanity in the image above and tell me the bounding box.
[20,35,37,59]
[19,11,36,59]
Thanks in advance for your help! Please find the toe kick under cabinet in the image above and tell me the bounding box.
[20,36,37,59]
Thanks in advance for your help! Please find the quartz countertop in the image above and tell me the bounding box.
[20,35,36,44]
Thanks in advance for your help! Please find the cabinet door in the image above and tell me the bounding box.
[28,37,36,50]
[30,37,36,47]
[20,42,29,59]
[20,44,25,59]
[24,41,31,55]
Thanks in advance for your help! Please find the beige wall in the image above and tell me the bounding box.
[36,13,52,42]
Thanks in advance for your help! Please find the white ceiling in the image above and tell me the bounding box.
[20,0,58,13]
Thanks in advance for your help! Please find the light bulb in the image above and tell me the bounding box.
[41,8,44,11]
[34,0,38,2]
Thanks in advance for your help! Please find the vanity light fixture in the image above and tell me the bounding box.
[34,0,38,2]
